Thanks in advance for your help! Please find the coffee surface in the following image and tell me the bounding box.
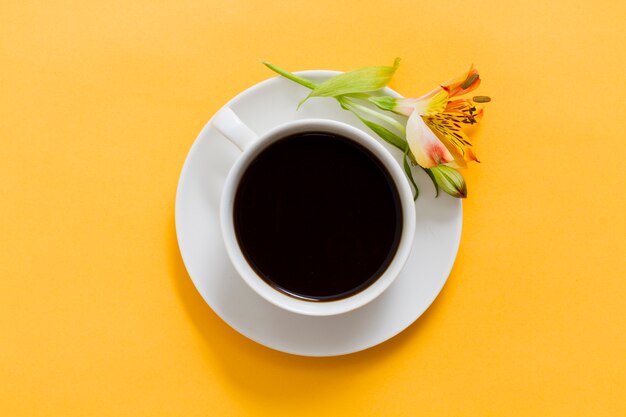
[234,132,402,301]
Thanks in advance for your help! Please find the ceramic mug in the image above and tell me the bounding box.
[213,107,416,316]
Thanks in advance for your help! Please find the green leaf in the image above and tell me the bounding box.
[422,167,439,197]
[430,165,467,198]
[336,96,407,150]
[262,61,317,90]
[368,95,397,112]
[300,58,400,106]
[403,148,419,200]
[342,93,372,100]
[357,118,407,152]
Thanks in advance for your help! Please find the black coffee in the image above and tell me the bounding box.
[233,132,402,301]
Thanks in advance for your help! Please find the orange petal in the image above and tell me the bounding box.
[446,100,484,126]
[464,147,480,163]
[442,65,481,98]
[406,112,455,168]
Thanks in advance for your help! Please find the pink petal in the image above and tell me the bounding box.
[406,112,455,168]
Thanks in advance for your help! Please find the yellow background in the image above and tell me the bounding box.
[2,0,625,415]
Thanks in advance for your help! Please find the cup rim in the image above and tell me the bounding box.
[220,118,416,316]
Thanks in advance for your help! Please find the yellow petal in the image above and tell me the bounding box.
[406,112,455,168]
[424,114,480,165]
[394,87,449,116]
[444,100,484,134]
[442,142,468,169]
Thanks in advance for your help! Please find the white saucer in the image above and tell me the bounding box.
[175,71,462,356]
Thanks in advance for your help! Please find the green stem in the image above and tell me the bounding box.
[262,61,317,90]
[403,147,419,200]
[421,167,439,197]
[343,98,406,133]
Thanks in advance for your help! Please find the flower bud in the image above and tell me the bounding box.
[429,165,467,198]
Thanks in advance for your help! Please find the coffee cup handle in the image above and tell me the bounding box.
[212,107,258,151]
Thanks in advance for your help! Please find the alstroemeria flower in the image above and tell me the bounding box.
[382,66,488,169]
[263,59,490,199]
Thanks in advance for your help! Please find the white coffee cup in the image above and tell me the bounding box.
[213,107,416,316]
